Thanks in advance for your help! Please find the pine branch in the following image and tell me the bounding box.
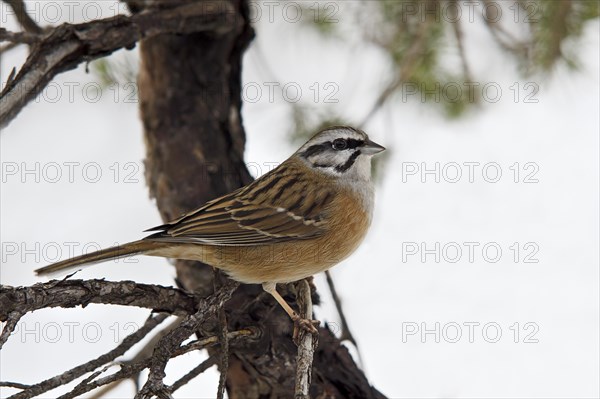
[0,279,200,322]
[0,0,236,128]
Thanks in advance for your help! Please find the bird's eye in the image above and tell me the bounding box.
[332,139,348,151]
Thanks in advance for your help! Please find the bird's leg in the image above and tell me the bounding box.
[262,282,298,318]
[262,282,319,340]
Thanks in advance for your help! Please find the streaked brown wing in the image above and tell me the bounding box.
[144,162,332,246]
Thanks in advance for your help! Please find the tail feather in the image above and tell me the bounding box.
[35,240,162,276]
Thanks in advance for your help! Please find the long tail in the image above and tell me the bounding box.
[35,240,162,276]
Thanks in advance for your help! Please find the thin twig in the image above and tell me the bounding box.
[0,41,20,56]
[57,361,155,399]
[449,0,474,84]
[52,328,256,399]
[480,0,531,57]
[137,280,240,399]
[360,12,436,127]
[0,381,30,390]
[325,271,357,343]
[295,279,317,399]
[69,363,116,394]
[213,269,229,399]
[0,28,42,45]
[324,271,362,364]
[217,307,229,399]
[0,311,23,349]
[169,356,218,393]
[86,380,126,399]
[124,316,185,396]
[4,67,17,88]
[172,328,256,357]
[325,270,363,366]
[8,313,169,399]
[2,0,43,34]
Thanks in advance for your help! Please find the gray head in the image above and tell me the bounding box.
[296,126,385,180]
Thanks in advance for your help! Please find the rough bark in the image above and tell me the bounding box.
[135,0,385,397]
[0,279,199,320]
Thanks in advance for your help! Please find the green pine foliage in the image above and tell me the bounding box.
[296,0,598,125]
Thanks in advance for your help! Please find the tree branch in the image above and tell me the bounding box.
[56,328,256,399]
[360,12,436,127]
[216,307,229,399]
[481,0,531,58]
[0,310,23,349]
[325,270,360,347]
[0,279,201,322]
[2,0,43,34]
[0,0,237,129]
[450,0,474,84]
[0,381,30,390]
[5,303,257,399]
[295,279,317,399]
[137,279,240,398]
[0,42,20,56]
[0,28,42,45]
[8,312,169,399]
[169,356,218,393]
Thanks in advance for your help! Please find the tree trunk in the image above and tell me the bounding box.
[135,1,386,397]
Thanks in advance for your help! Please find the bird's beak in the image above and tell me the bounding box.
[362,139,386,155]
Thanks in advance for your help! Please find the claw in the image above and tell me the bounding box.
[292,314,320,345]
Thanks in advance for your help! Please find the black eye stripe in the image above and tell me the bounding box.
[300,143,329,158]
[345,139,364,149]
[300,138,365,159]
[331,138,364,150]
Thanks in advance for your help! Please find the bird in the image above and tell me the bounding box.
[35,125,385,333]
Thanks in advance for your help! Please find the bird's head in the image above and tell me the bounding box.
[296,126,385,181]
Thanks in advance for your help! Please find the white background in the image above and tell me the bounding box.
[1,1,599,398]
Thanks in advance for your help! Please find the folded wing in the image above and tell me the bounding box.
[144,165,332,246]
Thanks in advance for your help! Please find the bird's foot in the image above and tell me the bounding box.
[292,314,320,345]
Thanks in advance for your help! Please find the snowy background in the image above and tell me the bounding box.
[1,2,599,398]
